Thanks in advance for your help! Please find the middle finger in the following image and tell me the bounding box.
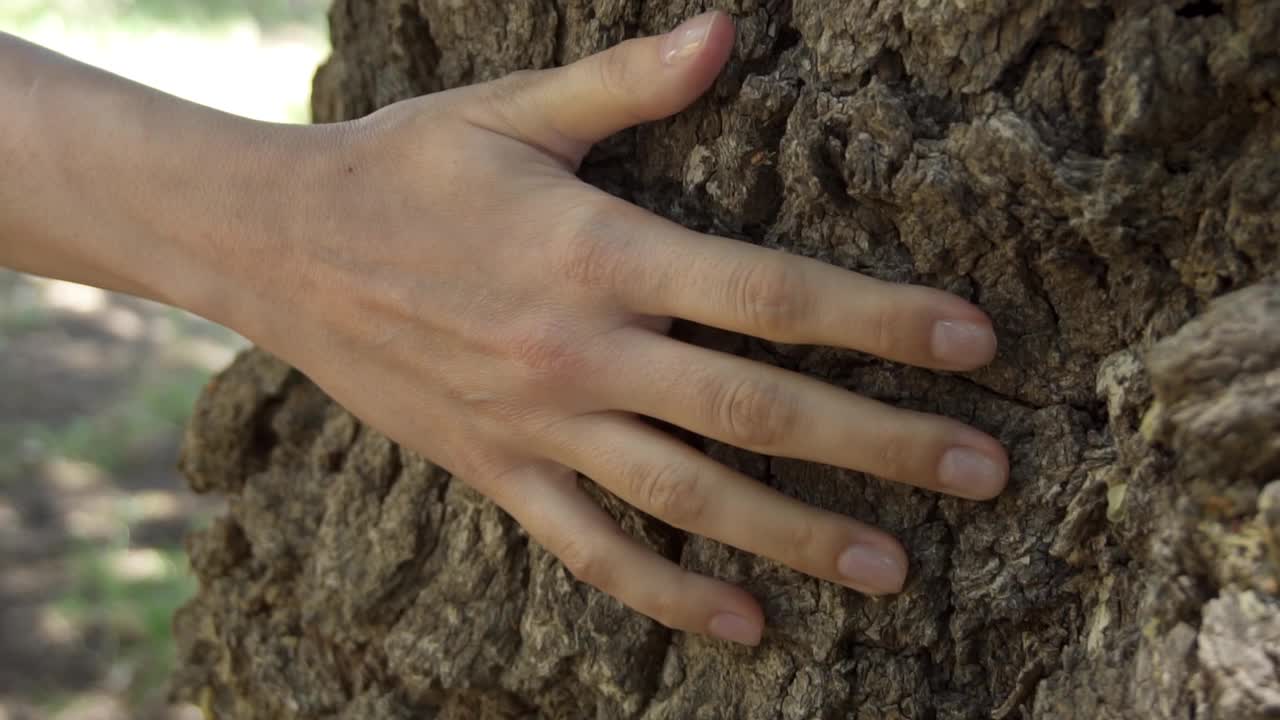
[602,329,1008,500]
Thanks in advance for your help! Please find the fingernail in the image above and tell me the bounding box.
[837,544,905,594]
[708,612,762,646]
[931,320,996,367]
[938,447,1006,499]
[662,12,717,64]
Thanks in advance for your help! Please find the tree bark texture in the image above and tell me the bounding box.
[171,1,1280,718]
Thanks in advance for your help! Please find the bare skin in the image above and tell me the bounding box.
[0,12,1007,647]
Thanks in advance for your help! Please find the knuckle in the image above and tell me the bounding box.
[716,378,797,449]
[627,462,706,528]
[733,260,809,337]
[555,202,622,290]
[874,432,913,481]
[595,44,640,117]
[487,69,540,108]
[782,520,817,567]
[471,69,548,142]
[646,590,685,631]
[506,319,587,380]
[557,536,610,589]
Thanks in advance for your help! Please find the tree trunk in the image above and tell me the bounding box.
[170,1,1280,718]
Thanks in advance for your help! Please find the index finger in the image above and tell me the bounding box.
[572,196,997,370]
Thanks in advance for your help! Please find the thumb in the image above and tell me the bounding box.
[477,11,735,166]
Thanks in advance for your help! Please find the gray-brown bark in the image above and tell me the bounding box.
[171,1,1280,718]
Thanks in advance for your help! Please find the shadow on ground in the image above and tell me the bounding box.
[0,270,247,720]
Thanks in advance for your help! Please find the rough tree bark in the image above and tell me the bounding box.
[170,1,1280,718]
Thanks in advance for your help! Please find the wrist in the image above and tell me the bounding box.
[0,34,343,347]
[160,119,360,354]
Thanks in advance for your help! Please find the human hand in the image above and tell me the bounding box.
[244,11,1007,646]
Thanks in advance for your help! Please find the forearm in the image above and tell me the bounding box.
[0,32,329,335]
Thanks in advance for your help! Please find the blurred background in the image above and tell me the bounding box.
[0,2,330,718]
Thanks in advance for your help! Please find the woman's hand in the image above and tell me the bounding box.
[0,13,1007,647]
[252,11,1006,646]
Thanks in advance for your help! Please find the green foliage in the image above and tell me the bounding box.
[26,367,210,474]
[0,274,51,337]
[56,542,198,703]
[0,433,27,488]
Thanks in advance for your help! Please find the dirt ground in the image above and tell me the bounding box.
[0,270,246,719]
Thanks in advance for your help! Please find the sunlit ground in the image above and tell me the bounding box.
[0,2,328,718]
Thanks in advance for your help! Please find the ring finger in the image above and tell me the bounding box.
[545,412,910,595]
